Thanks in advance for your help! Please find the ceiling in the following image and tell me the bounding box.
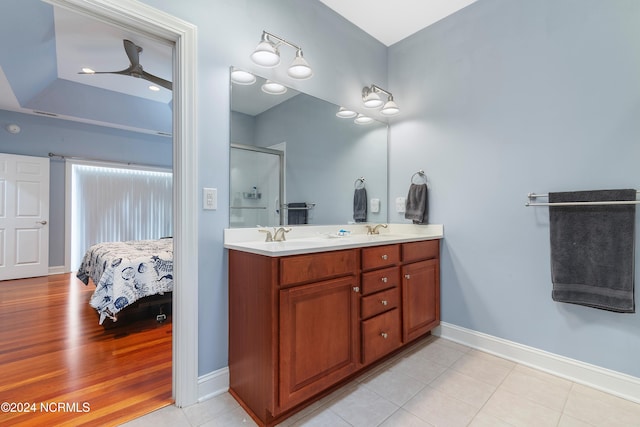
[319,0,478,46]
[0,0,173,136]
[0,0,476,135]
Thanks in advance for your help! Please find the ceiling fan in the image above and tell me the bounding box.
[78,39,172,91]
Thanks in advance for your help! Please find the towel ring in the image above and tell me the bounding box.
[411,170,428,185]
[354,177,365,189]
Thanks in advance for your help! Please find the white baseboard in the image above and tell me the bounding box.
[198,366,229,402]
[434,322,640,404]
[48,265,66,275]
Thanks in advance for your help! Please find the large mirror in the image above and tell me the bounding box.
[229,69,388,228]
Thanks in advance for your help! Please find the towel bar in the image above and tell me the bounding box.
[281,203,316,210]
[526,192,640,207]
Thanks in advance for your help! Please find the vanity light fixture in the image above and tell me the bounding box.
[261,80,287,95]
[362,84,400,116]
[354,114,373,125]
[250,31,313,80]
[230,68,256,85]
[336,107,357,118]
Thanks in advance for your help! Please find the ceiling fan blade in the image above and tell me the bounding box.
[123,39,141,67]
[78,68,133,76]
[141,71,173,91]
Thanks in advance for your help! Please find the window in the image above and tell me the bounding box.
[68,161,172,270]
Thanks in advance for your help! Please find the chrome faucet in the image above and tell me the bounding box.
[366,223,388,235]
[274,227,292,241]
[258,228,274,242]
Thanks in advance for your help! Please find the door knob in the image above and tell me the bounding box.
[404,274,411,279]
[36,220,48,225]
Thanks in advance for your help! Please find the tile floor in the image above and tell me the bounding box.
[120,336,640,427]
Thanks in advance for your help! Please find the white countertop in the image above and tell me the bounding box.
[224,223,443,257]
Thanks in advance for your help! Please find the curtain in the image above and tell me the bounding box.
[70,162,172,270]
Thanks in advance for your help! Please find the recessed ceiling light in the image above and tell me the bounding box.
[261,80,287,95]
[354,114,373,125]
[230,69,256,85]
[148,85,161,92]
[81,67,95,74]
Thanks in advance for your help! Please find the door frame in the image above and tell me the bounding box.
[45,0,199,407]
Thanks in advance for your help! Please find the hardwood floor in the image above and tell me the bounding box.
[0,273,172,426]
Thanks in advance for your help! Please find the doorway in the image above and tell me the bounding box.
[45,0,198,407]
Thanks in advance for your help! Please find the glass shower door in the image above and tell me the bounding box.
[230,144,283,228]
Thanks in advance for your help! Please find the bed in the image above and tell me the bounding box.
[76,238,173,325]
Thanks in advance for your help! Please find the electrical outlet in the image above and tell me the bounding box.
[203,187,217,210]
[395,196,406,213]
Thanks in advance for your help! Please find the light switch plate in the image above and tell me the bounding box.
[203,187,217,210]
[395,196,406,213]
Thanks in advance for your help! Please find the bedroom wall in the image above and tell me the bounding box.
[0,109,172,267]
[137,0,388,375]
[388,0,640,377]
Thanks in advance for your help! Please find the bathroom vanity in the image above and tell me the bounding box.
[224,224,443,426]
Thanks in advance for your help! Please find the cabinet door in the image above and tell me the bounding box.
[402,259,440,343]
[279,276,359,410]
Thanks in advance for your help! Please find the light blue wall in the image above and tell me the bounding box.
[138,0,388,375]
[388,0,640,377]
[0,109,172,267]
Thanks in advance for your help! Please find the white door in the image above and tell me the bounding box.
[0,153,50,280]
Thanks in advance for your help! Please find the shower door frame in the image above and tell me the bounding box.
[230,143,285,226]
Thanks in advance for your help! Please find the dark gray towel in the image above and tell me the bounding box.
[353,188,367,223]
[287,202,308,225]
[405,183,428,224]
[549,189,636,313]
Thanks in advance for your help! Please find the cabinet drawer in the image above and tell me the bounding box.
[402,239,439,263]
[280,249,357,286]
[361,287,399,319]
[362,308,402,365]
[361,266,399,296]
[361,245,400,271]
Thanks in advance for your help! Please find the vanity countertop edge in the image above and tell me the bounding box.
[224,223,444,257]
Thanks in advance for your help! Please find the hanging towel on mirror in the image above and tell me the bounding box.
[549,189,636,313]
[353,188,367,222]
[405,183,428,224]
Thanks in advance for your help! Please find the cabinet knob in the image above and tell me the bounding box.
[353,286,360,293]
[405,274,411,279]
[381,254,388,260]
[381,277,388,283]
[380,300,388,306]
[380,332,388,339]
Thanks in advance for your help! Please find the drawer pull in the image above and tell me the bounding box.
[380,300,388,306]
[380,332,388,339]
[353,286,360,293]
[381,254,388,260]
[381,277,388,283]
[405,274,411,279]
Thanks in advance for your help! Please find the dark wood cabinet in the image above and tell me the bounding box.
[402,258,440,342]
[228,238,440,427]
[279,275,359,409]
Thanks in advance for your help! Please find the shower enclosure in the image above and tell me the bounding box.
[230,143,284,228]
